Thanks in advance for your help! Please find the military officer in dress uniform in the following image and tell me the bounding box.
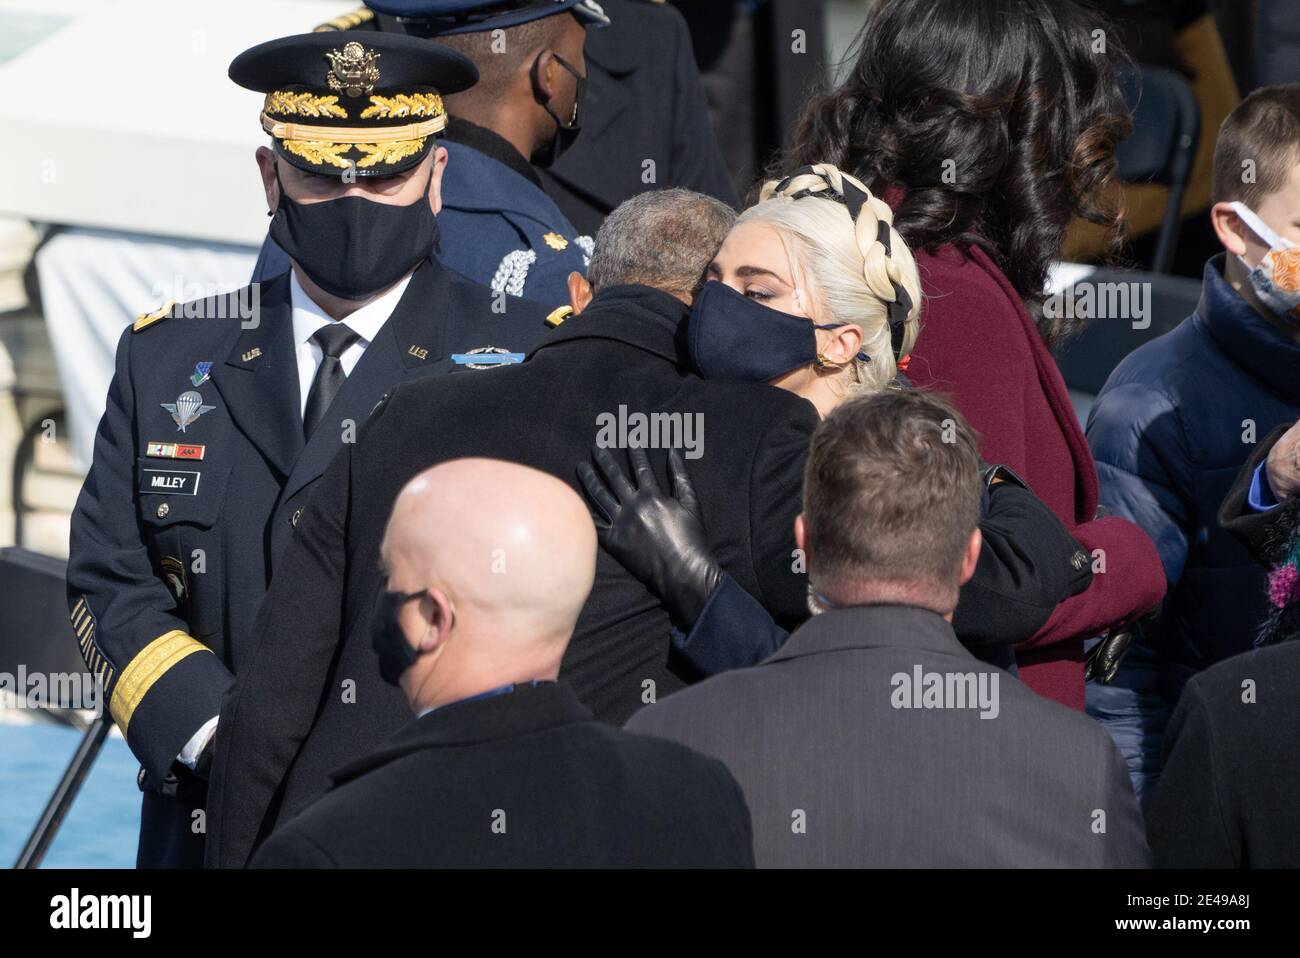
[252,0,610,307]
[306,2,737,237]
[65,31,551,868]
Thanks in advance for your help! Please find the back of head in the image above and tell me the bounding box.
[1212,84,1300,207]
[588,189,737,300]
[436,17,567,103]
[740,164,922,392]
[802,388,980,612]
[384,458,597,653]
[783,0,1131,347]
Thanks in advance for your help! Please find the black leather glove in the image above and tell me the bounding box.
[1084,625,1132,684]
[1085,602,1161,684]
[577,445,724,627]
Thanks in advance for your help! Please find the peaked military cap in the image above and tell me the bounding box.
[229,31,478,177]
[365,0,610,36]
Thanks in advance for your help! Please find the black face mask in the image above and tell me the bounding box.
[688,280,867,382]
[529,52,586,168]
[370,588,426,686]
[269,163,439,300]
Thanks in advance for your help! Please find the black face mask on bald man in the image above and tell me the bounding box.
[269,164,440,301]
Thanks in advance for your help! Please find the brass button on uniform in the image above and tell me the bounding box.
[156,502,170,519]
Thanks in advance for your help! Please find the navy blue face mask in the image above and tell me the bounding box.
[688,280,864,383]
[370,588,426,686]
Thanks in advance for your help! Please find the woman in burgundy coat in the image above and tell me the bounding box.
[779,0,1166,708]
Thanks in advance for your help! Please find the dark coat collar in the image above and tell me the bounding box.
[529,284,691,367]
[443,116,543,189]
[329,681,592,785]
[767,604,968,663]
[1195,253,1300,405]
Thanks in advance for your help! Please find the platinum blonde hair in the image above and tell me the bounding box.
[739,164,922,393]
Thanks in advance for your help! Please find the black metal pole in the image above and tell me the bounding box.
[13,716,110,869]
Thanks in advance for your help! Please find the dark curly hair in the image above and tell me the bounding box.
[780,0,1133,346]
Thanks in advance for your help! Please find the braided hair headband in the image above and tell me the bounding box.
[765,164,914,366]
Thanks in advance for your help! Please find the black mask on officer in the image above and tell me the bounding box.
[269,160,440,301]
[529,52,586,168]
[370,588,426,686]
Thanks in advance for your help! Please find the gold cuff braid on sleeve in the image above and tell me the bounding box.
[109,630,211,735]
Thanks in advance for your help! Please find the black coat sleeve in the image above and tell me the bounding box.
[205,436,355,868]
[1218,422,1296,566]
[66,326,234,782]
[1145,677,1240,867]
[746,400,818,627]
[954,479,1092,649]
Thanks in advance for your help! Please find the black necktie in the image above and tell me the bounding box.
[302,323,360,440]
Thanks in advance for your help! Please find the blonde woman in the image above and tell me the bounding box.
[687,164,920,416]
[579,166,1092,674]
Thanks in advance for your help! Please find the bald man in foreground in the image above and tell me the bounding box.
[249,458,755,868]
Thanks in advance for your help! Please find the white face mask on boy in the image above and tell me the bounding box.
[1231,201,1300,322]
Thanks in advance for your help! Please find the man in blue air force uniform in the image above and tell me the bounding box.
[252,0,611,307]
[65,31,550,868]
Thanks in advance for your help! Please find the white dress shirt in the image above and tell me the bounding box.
[289,269,413,417]
[176,268,413,770]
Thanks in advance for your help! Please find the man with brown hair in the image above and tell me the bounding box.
[627,389,1149,868]
[1087,84,1300,802]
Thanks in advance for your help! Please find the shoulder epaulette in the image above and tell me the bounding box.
[313,6,376,32]
[132,299,177,333]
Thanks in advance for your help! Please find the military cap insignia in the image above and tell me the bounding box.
[161,390,216,432]
[543,232,569,251]
[264,91,347,118]
[361,93,445,120]
[132,300,177,333]
[232,32,474,178]
[326,41,381,97]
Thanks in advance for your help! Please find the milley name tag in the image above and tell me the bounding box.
[140,468,201,496]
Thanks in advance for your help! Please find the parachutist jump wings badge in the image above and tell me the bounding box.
[161,390,216,432]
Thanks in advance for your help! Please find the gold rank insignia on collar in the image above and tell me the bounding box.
[543,232,569,251]
[546,305,573,327]
[133,300,177,333]
[241,347,263,363]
